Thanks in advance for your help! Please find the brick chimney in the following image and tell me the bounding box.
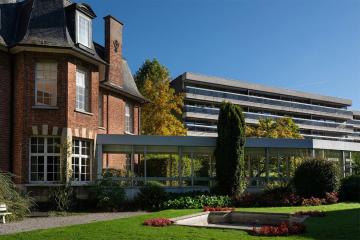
[104,15,123,87]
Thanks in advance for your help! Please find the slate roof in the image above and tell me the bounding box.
[100,58,147,102]
[0,0,146,102]
[0,0,104,62]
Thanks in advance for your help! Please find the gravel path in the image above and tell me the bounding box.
[0,211,147,235]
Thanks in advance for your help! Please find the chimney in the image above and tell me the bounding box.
[104,15,123,87]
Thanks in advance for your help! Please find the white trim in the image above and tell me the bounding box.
[76,67,90,112]
[29,137,61,183]
[76,11,92,48]
[71,139,92,182]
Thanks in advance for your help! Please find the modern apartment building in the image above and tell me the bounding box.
[172,72,359,142]
[0,0,145,188]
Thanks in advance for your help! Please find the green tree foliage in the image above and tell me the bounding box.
[215,102,246,197]
[246,117,303,139]
[134,59,186,136]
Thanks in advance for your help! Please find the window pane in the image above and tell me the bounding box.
[35,63,57,106]
[29,137,60,182]
[78,15,91,47]
[76,69,89,112]
[72,139,91,182]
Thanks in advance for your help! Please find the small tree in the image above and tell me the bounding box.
[215,102,246,197]
[52,140,74,212]
[134,59,186,136]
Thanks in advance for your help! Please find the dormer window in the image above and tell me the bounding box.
[76,11,92,48]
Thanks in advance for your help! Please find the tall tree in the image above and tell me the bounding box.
[246,117,302,139]
[215,102,247,197]
[134,59,186,136]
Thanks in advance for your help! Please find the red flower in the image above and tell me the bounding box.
[203,206,235,212]
[252,222,306,236]
[143,218,173,227]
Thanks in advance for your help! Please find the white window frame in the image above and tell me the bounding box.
[76,68,90,112]
[35,62,58,107]
[29,137,61,183]
[76,11,92,48]
[125,103,134,134]
[72,139,92,182]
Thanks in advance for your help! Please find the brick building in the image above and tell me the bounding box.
[0,0,145,189]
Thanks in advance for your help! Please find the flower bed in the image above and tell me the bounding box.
[252,222,306,236]
[294,211,326,217]
[143,218,173,227]
[203,206,235,212]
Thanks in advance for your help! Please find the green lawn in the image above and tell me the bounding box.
[0,203,359,240]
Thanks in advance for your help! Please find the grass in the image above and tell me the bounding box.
[0,203,359,240]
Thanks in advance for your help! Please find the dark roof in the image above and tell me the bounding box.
[0,0,104,63]
[100,59,147,103]
[0,0,146,102]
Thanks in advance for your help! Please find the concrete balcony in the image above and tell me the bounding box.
[348,119,360,129]
[185,86,353,120]
[184,105,354,134]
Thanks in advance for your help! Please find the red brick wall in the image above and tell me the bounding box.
[12,53,26,183]
[10,50,141,183]
[0,51,11,172]
[67,58,99,132]
[104,16,123,87]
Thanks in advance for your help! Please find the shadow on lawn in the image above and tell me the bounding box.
[302,207,360,240]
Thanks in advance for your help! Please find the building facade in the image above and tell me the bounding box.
[0,0,145,189]
[172,72,359,142]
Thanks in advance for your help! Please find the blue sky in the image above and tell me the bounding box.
[83,0,360,109]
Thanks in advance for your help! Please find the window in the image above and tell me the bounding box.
[72,139,91,182]
[35,62,58,106]
[77,12,92,48]
[125,103,134,133]
[30,137,61,182]
[76,68,90,112]
[98,94,103,127]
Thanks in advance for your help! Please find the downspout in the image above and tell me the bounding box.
[9,49,14,173]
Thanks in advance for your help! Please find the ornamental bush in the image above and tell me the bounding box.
[0,171,34,221]
[338,175,360,202]
[293,159,340,198]
[215,102,246,197]
[96,171,125,211]
[163,195,231,209]
[136,181,167,210]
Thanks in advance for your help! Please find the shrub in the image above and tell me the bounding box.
[325,192,338,204]
[96,172,125,211]
[0,172,34,221]
[301,197,323,206]
[163,195,231,209]
[52,183,74,212]
[338,175,360,202]
[136,181,167,210]
[293,159,340,198]
[252,222,306,236]
[143,218,173,227]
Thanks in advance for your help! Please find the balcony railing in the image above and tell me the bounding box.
[185,105,353,132]
[185,86,353,119]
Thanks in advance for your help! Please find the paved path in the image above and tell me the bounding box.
[0,212,147,235]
